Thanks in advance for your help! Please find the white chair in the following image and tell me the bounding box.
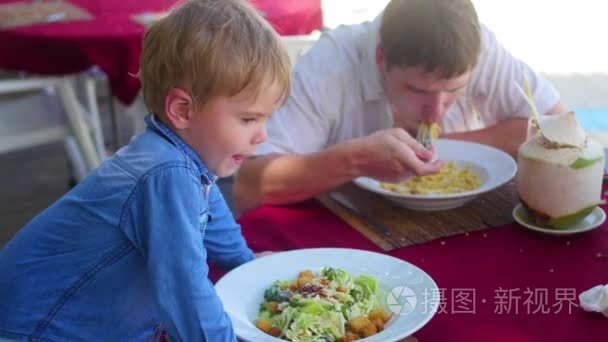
[281,33,320,66]
[0,76,105,181]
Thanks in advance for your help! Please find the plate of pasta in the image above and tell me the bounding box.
[353,139,517,210]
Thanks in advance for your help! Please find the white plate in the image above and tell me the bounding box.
[353,139,517,211]
[512,203,606,235]
[215,248,440,342]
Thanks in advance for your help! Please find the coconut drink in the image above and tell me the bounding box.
[517,112,605,229]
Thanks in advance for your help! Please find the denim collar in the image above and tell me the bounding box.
[145,114,217,185]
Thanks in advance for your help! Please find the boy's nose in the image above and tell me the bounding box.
[252,126,268,145]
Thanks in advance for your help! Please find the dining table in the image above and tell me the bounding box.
[213,186,608,341]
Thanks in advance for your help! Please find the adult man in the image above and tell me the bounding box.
[234,0,565,213]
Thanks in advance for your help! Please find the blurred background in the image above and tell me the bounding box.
[1,0,607,245]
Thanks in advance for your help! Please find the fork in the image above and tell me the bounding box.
[416,123,433,149]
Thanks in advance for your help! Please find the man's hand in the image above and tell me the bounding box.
[234,128,442,213]
[347,128,442,181]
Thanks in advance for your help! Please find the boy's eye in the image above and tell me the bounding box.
[241,118,257,125]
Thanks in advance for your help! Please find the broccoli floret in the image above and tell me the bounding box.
[264,284,281,302]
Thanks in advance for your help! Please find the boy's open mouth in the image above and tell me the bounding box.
[232,154,250,165]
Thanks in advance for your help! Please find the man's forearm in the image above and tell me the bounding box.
[443,118,528,157]
[234,143,359,214]
[446,102,568,156]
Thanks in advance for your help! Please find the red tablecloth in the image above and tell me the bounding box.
[0,0,322,104]
[228,192,608,341]
[249,0,322,36]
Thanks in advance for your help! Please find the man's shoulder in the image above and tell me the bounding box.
[470,24,502,74]
[293,21,375,86]
[464,24,505,95]
[288,21,378,114]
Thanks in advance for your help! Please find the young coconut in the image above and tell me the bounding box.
[517,112,605,229]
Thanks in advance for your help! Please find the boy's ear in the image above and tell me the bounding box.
[164,88,194,130]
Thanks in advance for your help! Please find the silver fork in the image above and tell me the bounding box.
[416,124,432,149]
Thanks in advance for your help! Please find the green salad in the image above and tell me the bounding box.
[255,267,391,342]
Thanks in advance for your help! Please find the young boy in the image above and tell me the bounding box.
[0,0,290,340]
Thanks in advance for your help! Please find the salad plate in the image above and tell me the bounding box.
[215,248,439,341]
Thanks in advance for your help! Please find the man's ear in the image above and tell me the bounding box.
[376,44,386,71]
[164,88,194,130]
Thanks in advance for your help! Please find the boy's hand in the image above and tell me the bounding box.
[254,251,274,258]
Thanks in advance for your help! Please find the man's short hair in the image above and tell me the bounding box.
[380,0,481,77]
[139,0,291,116]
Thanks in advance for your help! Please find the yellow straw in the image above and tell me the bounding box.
[514,76,540,126]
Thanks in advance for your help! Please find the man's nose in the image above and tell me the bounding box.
[423,92,447,122]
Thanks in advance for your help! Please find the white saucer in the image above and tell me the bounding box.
[512,203,606,235]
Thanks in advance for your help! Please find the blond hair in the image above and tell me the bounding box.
[139,0,291,116]
[380,0,481,78]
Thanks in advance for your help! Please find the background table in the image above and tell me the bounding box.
[0,0,322,104]
[0,0,322,174]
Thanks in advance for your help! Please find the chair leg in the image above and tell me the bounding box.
[63,136,88,182]
[84,76,106,160]
[108,82,121,151]
[56,78,101,172]
[125,92,147,135]
[65,155,77,189]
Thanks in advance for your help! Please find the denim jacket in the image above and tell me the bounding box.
[0,115,254,341]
